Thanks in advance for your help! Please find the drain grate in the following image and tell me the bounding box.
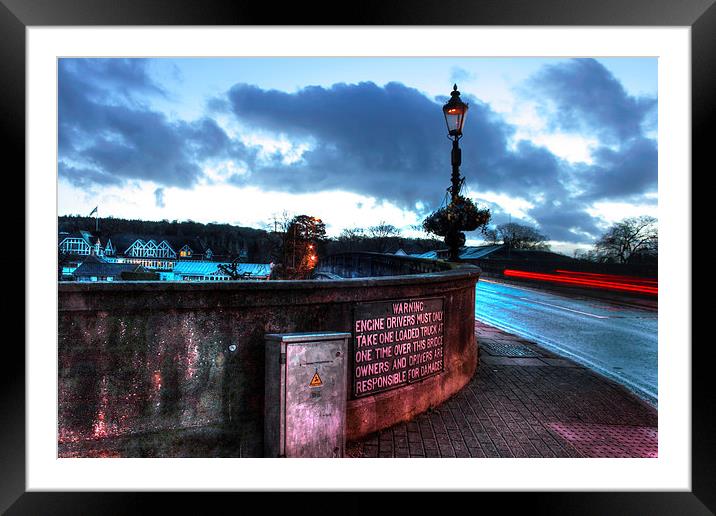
[548,422,658,458]
[480,341,543,357]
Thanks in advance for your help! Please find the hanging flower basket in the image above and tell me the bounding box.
[422,196,491,237]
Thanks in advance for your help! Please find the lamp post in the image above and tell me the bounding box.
[442,84,469,261]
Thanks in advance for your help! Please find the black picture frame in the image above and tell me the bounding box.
[2,0,710,513]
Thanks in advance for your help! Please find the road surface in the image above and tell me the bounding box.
[475,278,658,405]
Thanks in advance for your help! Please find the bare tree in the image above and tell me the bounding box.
[594,216,657,264]
[337,227,366,252]
[260,210,293,263]
[573,248,600,261]
[483,227,500,245]
[267,210,293,234]
[494,222,550,250]
[217,257,253,280]
[368,222,401,253]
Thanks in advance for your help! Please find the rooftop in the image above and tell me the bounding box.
[73,260,146,277]
[173,261,271,277]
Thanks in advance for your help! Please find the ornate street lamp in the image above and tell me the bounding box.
[443,83,469,138]
[443,85,469,261]
[443,84,469,207]
[423,84,490,262]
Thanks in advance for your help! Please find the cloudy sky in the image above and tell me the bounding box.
[58,57,657,254]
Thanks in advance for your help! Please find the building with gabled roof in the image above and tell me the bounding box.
[58,231,95,257]
[59,227,268,282]
[72,255,151,282]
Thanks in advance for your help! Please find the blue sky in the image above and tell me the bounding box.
[58,57,657,254]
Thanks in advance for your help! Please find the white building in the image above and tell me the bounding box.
[59,229,269,282]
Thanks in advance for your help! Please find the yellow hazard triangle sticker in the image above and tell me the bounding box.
[309,371,323,387]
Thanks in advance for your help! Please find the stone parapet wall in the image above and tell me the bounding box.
[318,252,452,278]
[58,266,480,457]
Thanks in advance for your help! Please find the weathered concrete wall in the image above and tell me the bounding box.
[59,266,480,457]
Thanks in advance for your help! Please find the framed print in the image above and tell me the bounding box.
[3,0,711,512]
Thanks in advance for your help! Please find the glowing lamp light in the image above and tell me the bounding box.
[442,84,469,137]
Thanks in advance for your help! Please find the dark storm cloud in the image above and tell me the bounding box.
[60,58,657,246]
[526,58,656,144]
[59,59,253,189]
[226,81,567,210]
[524,58,658,204]
[65,58,168,100]
[577,138,658,202]
[59,161,124,188]
[527,198,602,243]
[223,75,656,242]
[226,81,451,206]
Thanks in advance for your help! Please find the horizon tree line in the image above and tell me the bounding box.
[59,212,657,273]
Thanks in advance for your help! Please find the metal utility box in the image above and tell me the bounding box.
[264,332,350,458]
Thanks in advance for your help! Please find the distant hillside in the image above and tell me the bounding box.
[58,216,446,262]
[58,216,279,262]
[324,236,444,256]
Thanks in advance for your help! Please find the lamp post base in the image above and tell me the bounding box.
[446,230,466,262]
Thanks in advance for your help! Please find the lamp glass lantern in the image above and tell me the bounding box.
[442,84,469,137]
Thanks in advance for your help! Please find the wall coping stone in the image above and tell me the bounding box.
[59,266,480,294]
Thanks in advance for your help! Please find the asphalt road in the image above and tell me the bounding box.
[475,278,658,405]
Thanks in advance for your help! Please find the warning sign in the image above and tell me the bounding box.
[309,371,323,387]
[352,297,444,398]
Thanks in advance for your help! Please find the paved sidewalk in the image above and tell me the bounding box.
[346,320,658,458]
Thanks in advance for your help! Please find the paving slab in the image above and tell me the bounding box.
[481,356,548,367]
[346,320,658,458]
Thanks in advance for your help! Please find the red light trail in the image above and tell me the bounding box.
[503,269,658,295]
[554,270,658,286]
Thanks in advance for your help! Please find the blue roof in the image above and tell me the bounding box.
[409,245,504,260]
[230,263,272,277]
[173,261,271,278]
[73,261,144,277]
[173,261,227,275]
[410,250,438,259]
[459,244,504,260]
